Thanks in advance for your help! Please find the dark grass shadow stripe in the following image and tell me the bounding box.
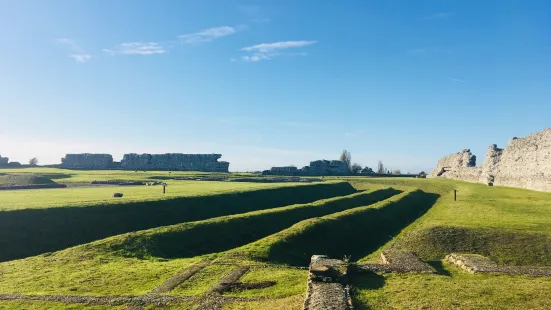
[100,188,400,259]
[232,190,439,266]
[0,182,356,262]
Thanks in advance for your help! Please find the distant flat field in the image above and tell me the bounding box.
[0,180,303,211]
[0,167,257,183]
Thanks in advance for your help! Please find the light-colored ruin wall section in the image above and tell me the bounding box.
[494,129,551,192]
[120,153,230,172]
[60,154,114,169]
[430,149,481,183]
[431,128,551,192]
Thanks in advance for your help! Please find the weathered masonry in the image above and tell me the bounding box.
[60,153,230,172]
[431,128,551,192]
[264,159,349,176]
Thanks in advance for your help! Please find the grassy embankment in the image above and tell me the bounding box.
[0,184,390,296]
[225,189,439,266]
[0,181,355,262]
[348,178,551,310]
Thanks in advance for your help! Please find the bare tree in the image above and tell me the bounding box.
[393,169,401,175]
[29,157,39,166]
[351,163,362,174]
[339,149,352,172]
[377,160,385,174]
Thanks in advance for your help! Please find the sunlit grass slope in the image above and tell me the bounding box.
[0,182,355,262]
[227,189,439,266]
[91,187,399,259]
[355,178,551,265]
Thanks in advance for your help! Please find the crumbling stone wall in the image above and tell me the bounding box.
[60,154,114,169]
[0,155,8,166]
[430,149,481,182]
[431,128,551,192]
[264,159,348,176]
[493,129,551,192]
[479,144,503,185]
[120,153,230,172]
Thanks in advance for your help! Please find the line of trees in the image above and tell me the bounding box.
[340,150,405,176]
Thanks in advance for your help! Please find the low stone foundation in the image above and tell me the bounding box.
[446,253,551,277]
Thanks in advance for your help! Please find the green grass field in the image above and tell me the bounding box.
[1,169,551,309]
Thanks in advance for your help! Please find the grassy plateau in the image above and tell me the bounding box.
[1,168,551,309]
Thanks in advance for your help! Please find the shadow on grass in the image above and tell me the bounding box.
[0,182,356,262]
[265,190,440,266]
[109,188,401,259]
[427,260,452,277]
[349,272,386,310]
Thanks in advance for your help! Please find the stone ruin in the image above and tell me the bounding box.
[0,155,8,166]
[60,153,230,172]
[263,159,349,176]
[61,154,115,170]
[0,155,22,168]
[120,153,229,172]
[431,128,551,192]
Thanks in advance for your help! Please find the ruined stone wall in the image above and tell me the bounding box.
[479,144,503,185]
[60,154,114,169]
[263,160,348,176]
[0,155,8,166]
[120,153,230,172]
[493,129,551,192]
[430,149,481,182]
[432,128,551,192]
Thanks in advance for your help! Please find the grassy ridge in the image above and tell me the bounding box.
[356,179,551,265]
[94,188,400,259]
[228,189,439,266]
[0,174,57,186]
[398,226,551,266]
[0,182,356,262]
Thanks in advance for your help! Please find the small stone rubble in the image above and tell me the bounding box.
[446,253,551,277]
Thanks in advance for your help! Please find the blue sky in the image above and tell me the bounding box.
[1,0,550,172]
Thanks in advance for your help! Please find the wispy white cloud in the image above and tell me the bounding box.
[240,40,317,62]
[447,77,465,83]
[103,42,166,55]
[70,54,92,63]
[56,38,92,63]
[178,26,237,44]
[425,12,454,20]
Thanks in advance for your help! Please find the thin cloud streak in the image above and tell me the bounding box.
[178,26,236,44]
[240,40,317,62]
[56,38,92,63]
[447,77,466,83]
[425,12,454,19]
[103,42,166,55]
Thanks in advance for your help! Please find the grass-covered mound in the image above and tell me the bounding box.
[0,174,57,186]
[358,179,551,265]
[0,182,356,262]
[394,226,551,266]
[93,187,400,259]
[227,189,439,266]
[0,243,200,296]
